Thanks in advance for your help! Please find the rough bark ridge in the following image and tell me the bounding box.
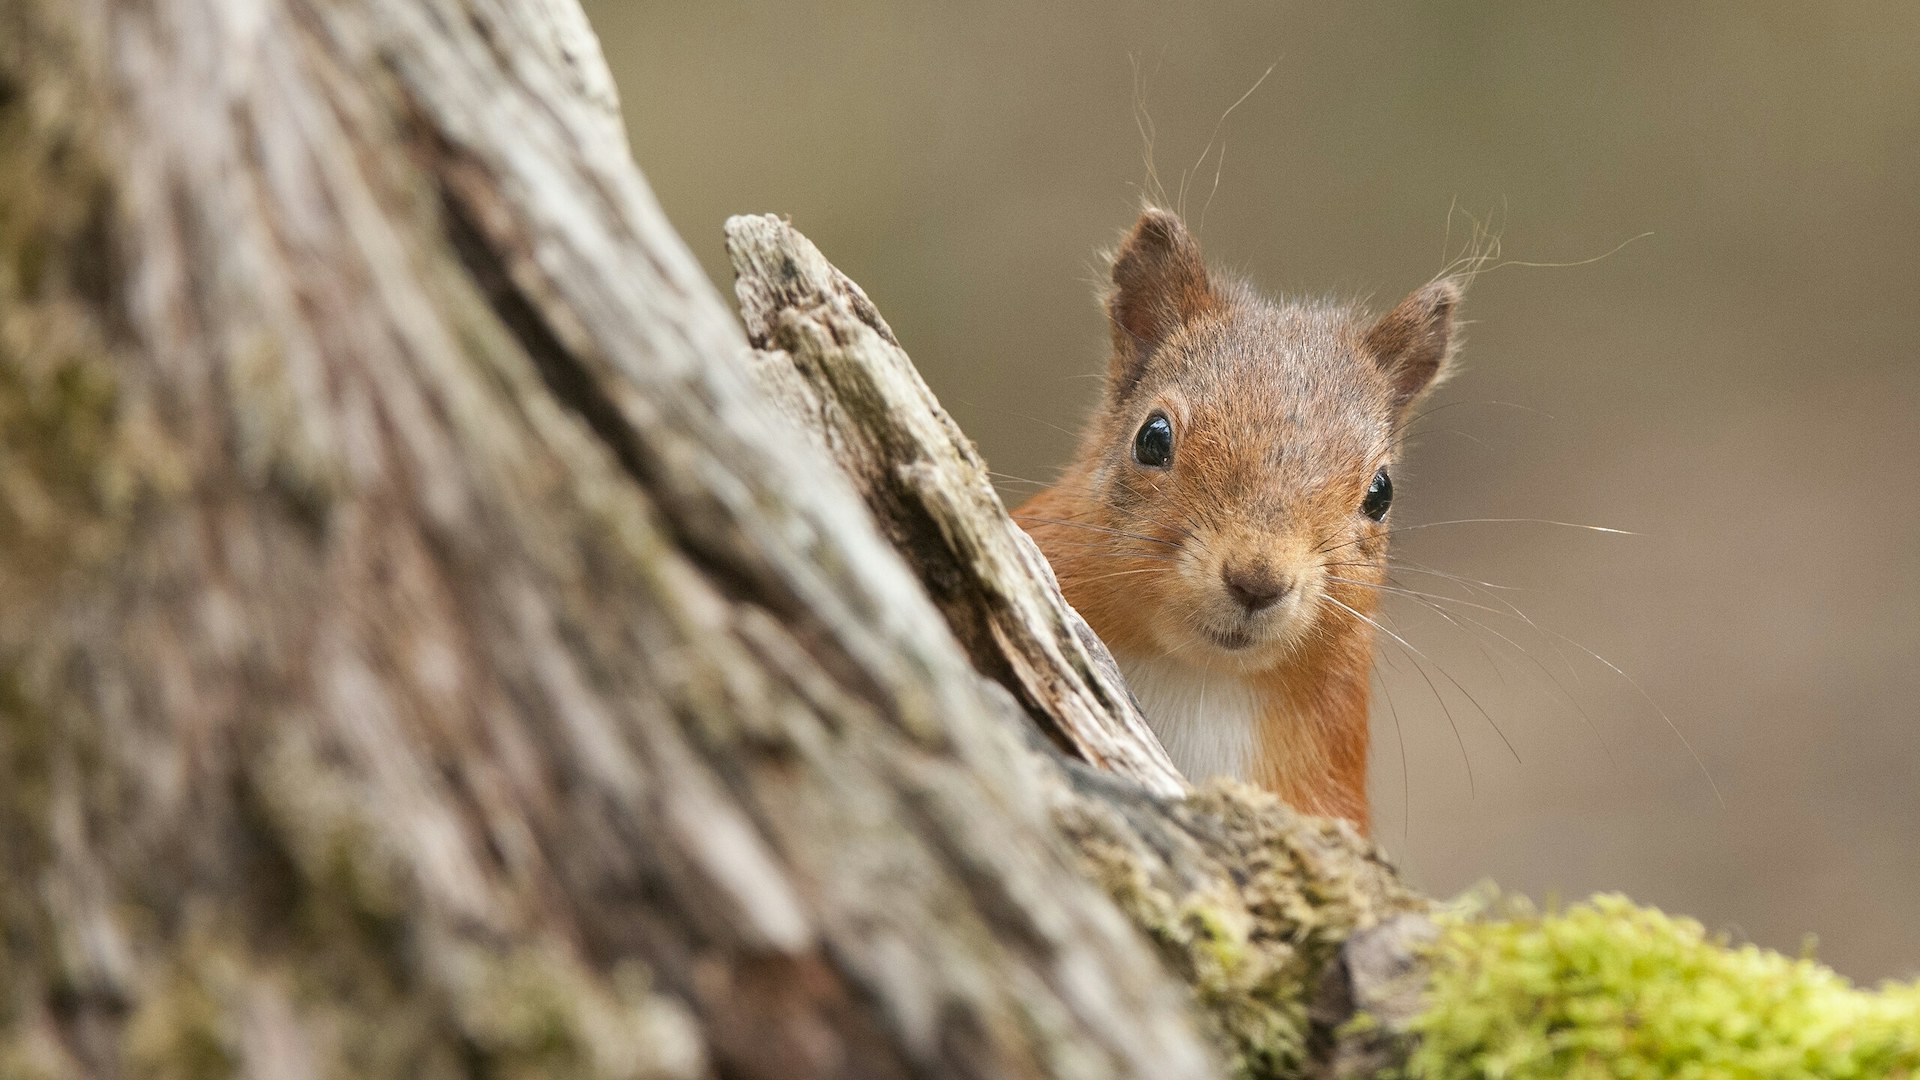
[0,1,1418,1078]
[726,214,1183,799]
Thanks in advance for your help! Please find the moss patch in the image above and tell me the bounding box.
[0,15,182,598]
[446,946,706,1080]
[1061,778,1425,1079]
[123,947,240,1080]
[1400,893,1920,1080]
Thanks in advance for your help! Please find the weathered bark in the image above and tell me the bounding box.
[722,216,1430,1077]
[725,214,1184,799]
[0,1,1424,1079]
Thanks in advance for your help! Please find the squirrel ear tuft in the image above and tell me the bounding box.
[1107,209,1215,394]
[1365,279,1460,411]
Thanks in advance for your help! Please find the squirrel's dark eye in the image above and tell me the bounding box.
[1132,414,1174,468]
[1362,468,1392,521]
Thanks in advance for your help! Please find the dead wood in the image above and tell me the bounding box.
[0,2,1430,1077]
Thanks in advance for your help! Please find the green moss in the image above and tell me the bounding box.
[0,29,177,590]
[123,949,239,1080]
[0,350,126,519]
[238,741,706,1080]
[448,947,704,1080]
[1400,893,1920,1080]
[1061,778,1424,1079]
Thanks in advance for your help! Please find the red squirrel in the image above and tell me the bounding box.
[1018,209,1459,834]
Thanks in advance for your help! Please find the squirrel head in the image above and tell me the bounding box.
[1062,208,1459,670]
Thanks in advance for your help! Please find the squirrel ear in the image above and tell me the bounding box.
[1365,279,1460,411]
[1107,209,1216,394]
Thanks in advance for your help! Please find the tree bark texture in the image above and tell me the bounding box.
[725,214,1184,800]
[0,1,1424,1079]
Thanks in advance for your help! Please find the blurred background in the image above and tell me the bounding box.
[583,2,1920,982]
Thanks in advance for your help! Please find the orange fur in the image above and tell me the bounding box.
[1018,209,1459,834]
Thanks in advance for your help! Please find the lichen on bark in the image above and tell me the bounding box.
[0,12,170,597]
[1054,778,1424,1079]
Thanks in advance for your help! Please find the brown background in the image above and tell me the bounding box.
[582,1,1920,982]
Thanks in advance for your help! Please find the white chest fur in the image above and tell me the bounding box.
[1114,653,1261,784]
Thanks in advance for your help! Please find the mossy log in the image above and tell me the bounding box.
[3,1,1917,1079]
[0,0,1416,1077]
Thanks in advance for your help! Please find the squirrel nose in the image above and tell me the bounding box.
[1222,564,1290,613]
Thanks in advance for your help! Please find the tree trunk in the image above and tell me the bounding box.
[0,2,1416,1079]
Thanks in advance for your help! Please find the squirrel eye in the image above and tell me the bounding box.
[1362,468,1393,521]
[1132,414,1174,468]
